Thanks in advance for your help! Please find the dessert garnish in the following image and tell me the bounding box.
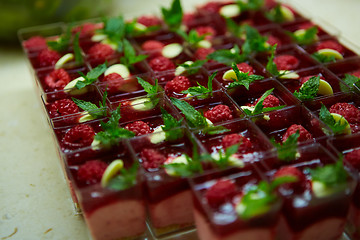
[165,76,191,94]
[241,24,272,55]
[78,160,108,184]
[319,104,351,135]
[282,124,313,143]
[287,26,318,45]
[181,71,216,99]
[204,104,233,123]
[47,25,72,53]
[271,131,300,161]
[237,0,264,11]
[159,107,184,141]
[265,4,295,23]
[176,28,211,48]
[225,63,264,89]
[71,91,108,120]
[136,77,160,107]
[207,45,246,66]
[219,4,241,18]
[119,39,148,70]
[161,0,183,31]
[293,76,320,101]
[265,45,289,77]
[105,161,139,191]
[72,63,107,90]
[175,60,206,76]
[241,88,285,115]
[208,142,244,169]
[206,179,237,208]
[341,74,360,92]
[273,166,307,194]
[125,121,152,136]
[101,159,124,187]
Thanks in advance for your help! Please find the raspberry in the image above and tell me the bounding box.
[204,104,233,123]
[350,70,360,78]
[267,35,281,47]
[330,102,360,124]
[137,15,161,27]
[222,134,253,154]
[72,23,102,38]
[253,94,280,108]
[194,47,215,60]
[273,166,307,193]
[344,149,360,170]
[37,49,61,68]
[183,13,196,26]
[125,121,152,136]
[316,40,344,54]
[49,99,79,118]
[77,160,108,184]
[274,55,299,70]
[149,56,175,72]
[236,62,254,75]
[165,76,191,94]
[23,36,47,51]
[63,124,96,149]
[282,124,313,142]
[140,148,166,170]
[141,40,165,52]
[195,26,216,40]
[300,75,325,85]
[205,180,237,208]
[102,73,125,93]
[87,43,115,64]
[44,68,71,89]
[298,22,315,30]
[200,2,222,13]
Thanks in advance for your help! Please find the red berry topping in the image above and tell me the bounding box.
[316,40,344,54]
[195,26,216,40]
[222,134,253,154]
[200,2,222,13]
[300,75,325,85]
[44,68,71,89]
[72,23,102,38]
[236,62,254,75]
[194,47,215,60]
[140,148,166,169]
[204,104,233,123]
[273,166,307,193]
[253,94,280,108]
[63,124,96,149]
[350,70,360,78]
[298,22,315,30]
[137,15,161,27]
[88,43,115,64]
[205,179,237,208]
[149,56,175,72]
[183,13,196,26]
[329,102,360,124]
[274,55,299,70]
[125,121,152,136]
[282,124,313,142]
[37,49,61,68]
[77,160,108,184]
[344,149,360,170]
[49,99,79,118]
[267,35,282,47]
[165,76,191,94]
[141,40,165,52]
[102,73,125,93]
[23,36,47,50]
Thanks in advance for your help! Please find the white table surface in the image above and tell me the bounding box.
[1,0,359,239]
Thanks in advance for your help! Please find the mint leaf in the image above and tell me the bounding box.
[181,71,216,99]
[177,60,206,75]
[266,45,281,76]
[171,98,208,128]
[244,88,285,116]
[293,76,320,101]
[288,26,318,45]
[237,0,264,11]
[309,160,348,187]
[176,29,206,47]
[136,77,160,99]
[241,25,270,55]
[76,63,107,89]
[207,45,246,65]
[226,18,245,38]
[271,131,299,161]
[73,32,83,64]
[201,125,230,135]
[209,143,240,169]
[161,0,183,30]
[312,52,336,63]
[107,162,138,191]
[160,107,184,141]
[72,98,107,119]
[102,16,126,43]
[47,25,71,52]
[265,4,286,23]
[342,74,360,92]
[227,62,264,90]
[319,104,349,134]
[120,39,148,68]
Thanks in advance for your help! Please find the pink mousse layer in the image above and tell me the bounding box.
[84,199,146,240]
[194,209,278,240]
[148,189,194,229]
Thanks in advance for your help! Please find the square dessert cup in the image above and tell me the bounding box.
[250,105,332,146]
[64,141,147,240]
[305,37,358,64]
[189,165,284,240]
[303,92,360,135]
[255,44,320,74]
[209,58,271,89]
[42,85,107,128]
[227,78,300,115]
[326,134,360,239]
[327,56,360,79]
[279,65,350,102]
[172,90,245,130]
[129,128,206,237]
[257,24,293,48]
[133,32,184,54]
[183,14,226,38]
[193,118,274,169]
[260,143,356,240]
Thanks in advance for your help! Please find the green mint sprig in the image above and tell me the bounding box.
[208,143,240,169]
[312,52,336,63]
[309,160,348,187]
[265,4,286,23]
[293,76,320,101]
[76,63,107,89]
[177,60,206,75]
[107,162,139,191]
[265,45,285,77]
[136,77,161,107]
[94,107,135,147]
[181,71,216,99]
[47,25,72,52]
[341,74,360,92]
[319,104,349,134]
[161,0,183,30]
[237,0,264,11]
[207,45,246,66]
[73,32,84,64]
[120,39,148,69]
[271,131,300,161]
[160,107,184,141]
[72,91,108,118]
[176,29,207,47]
[241,25,271,56]
[228,63,264,90]
[287,26,318,45]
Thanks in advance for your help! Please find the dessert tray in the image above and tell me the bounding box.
[19,0,360,239]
